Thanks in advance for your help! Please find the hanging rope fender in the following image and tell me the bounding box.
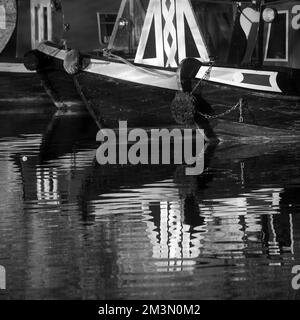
[63,49,83,75]
[171,62,247,125]
[171,63,212,125]
[24,50,52,71]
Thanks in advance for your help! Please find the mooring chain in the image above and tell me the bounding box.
[191,63,213,94]
[196,99,244,120]
[189,63,246,122]
[102,50,246,123]
[239,101,244,123]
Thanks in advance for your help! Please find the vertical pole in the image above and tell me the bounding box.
[129,0,134,53]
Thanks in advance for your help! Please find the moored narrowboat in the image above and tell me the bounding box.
[0,0,119,110]
[0,0,52,109]
[25,0,300,138]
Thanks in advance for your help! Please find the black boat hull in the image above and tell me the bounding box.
[74,71,176,128]
[0,68,52,112]
[37,59,300,137]
[30,43,300,138]
[199,81,300,132]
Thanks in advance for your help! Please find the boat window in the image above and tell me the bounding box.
[264,11,288,62]
[35,6,39,41]
[43,7,48,41]
[108,0,148,56]
[0,5,5,30]
[97,13,118,46]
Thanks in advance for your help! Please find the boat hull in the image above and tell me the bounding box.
[198,81,300,132]
[33,46,178,127]
[75,66,300,136]
[0,65,53,112]
[74,70,176,128]
[32,44,300,137]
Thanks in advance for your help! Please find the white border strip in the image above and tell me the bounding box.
[38,43,179,90]
[196,65,281,93]
[38,43,282,93]
[0,62,35,74]
[85,60,179,90]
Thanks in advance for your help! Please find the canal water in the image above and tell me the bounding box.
[0,112,299,300]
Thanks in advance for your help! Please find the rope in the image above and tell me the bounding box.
[73,75,103,129]
[102,49,176,78]
[38,72,68,110]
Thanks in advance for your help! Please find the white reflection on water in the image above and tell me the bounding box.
[0,116,299,299]
[36,167,60,204]
[92,183,295,274]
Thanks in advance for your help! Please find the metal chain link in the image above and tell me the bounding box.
[191,63,213,94]
[102,50,246,123]
[191,62,246,121]
[197,99,244,120]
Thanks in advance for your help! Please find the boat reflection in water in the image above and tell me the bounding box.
[0,113,299,299]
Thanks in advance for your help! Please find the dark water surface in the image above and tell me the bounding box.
[0,113,300,300]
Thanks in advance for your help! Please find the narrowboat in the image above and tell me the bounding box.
[0,0,51,109]
[0,0,118,110]
[25,0,300,138]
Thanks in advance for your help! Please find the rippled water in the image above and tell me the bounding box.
[0,112,300,300]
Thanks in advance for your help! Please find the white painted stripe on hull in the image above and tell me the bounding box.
[86,60,179,90]
[0,62,34,73]
[196,64,282,93]
[38,43,282,94]
[37,43,179,90]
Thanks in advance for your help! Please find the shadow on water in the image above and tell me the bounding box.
[0,111,299,300]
